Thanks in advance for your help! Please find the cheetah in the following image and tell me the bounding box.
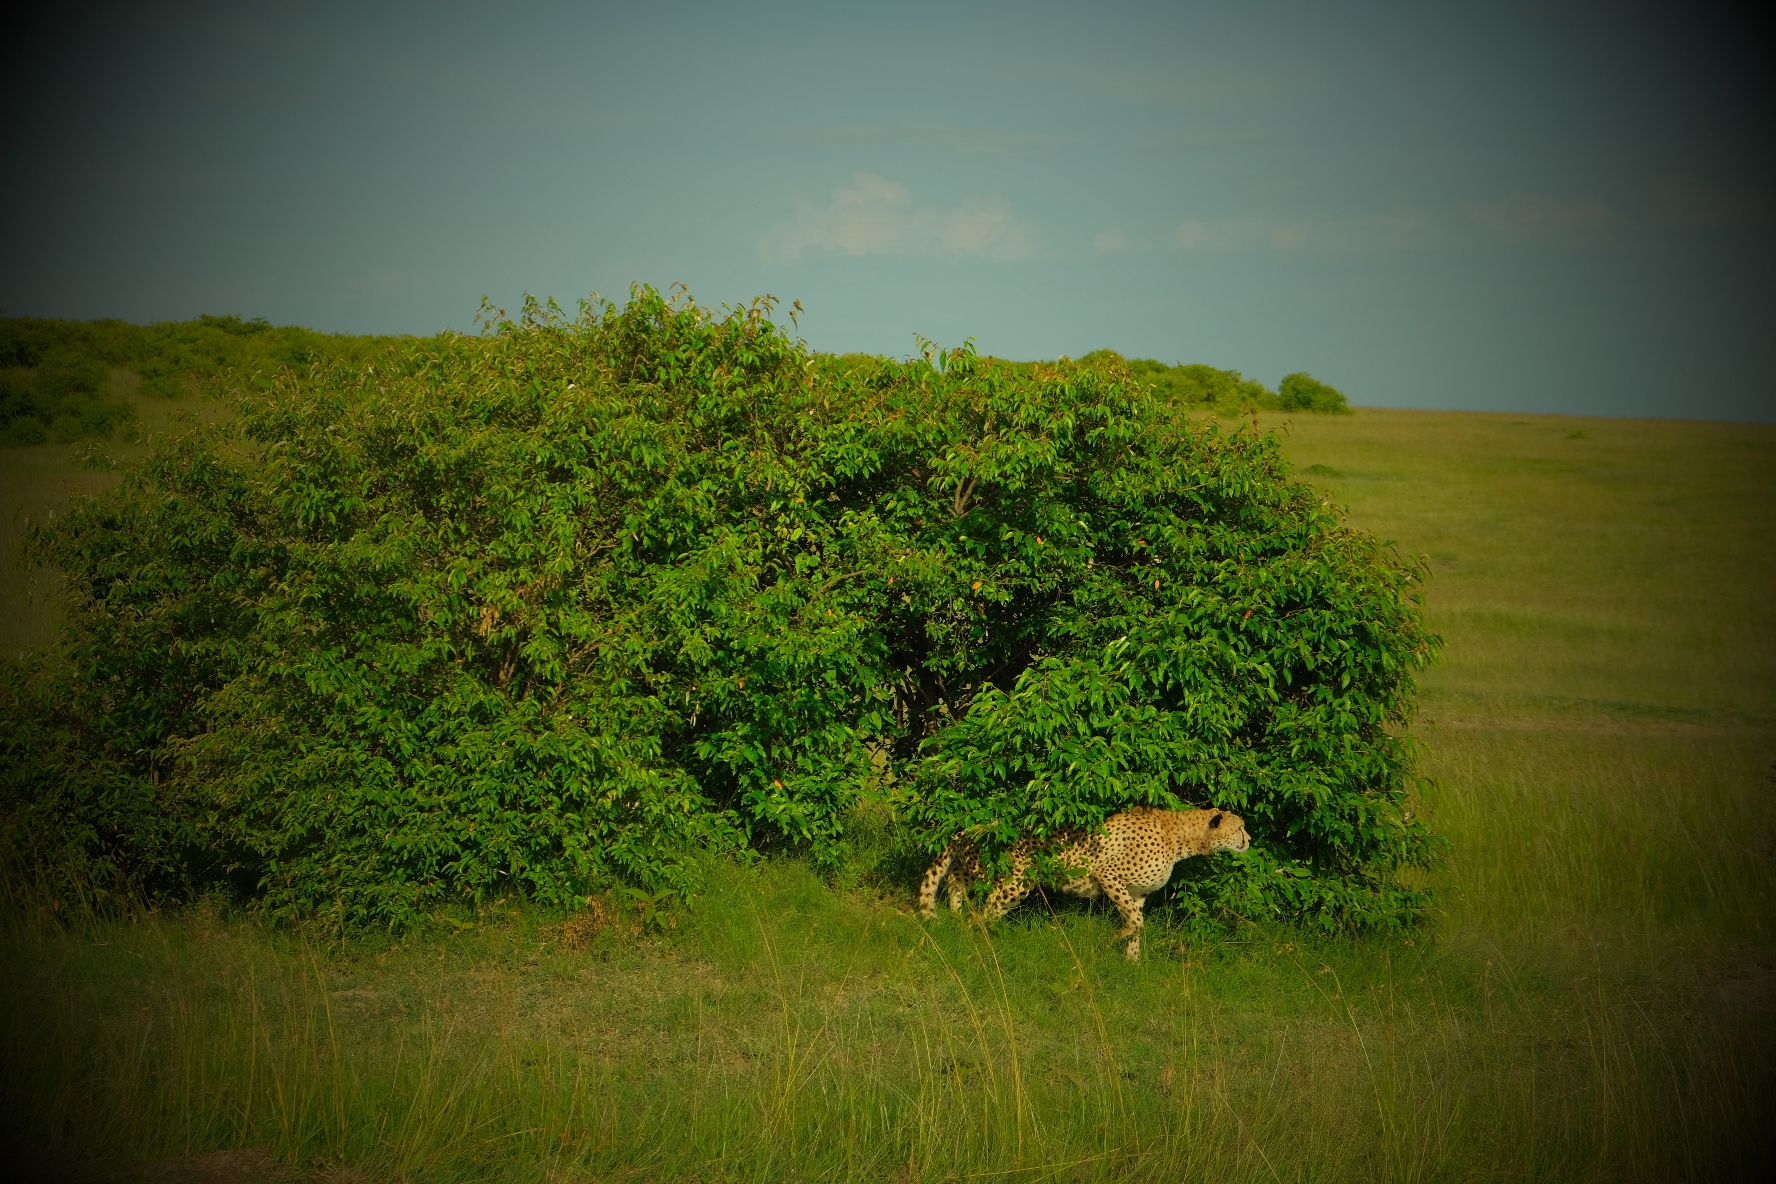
[917,807,1251,961]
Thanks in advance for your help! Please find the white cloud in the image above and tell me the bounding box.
[337,265,426,302]
[983,56,1263,111]
[1655,179,1769,228]
[764,173,1043,262]
[1462,195,1613,240]
[783,121,1081,157]
[1093,228,1131,253]
[1171,217,1264,251]
[1169,209,1444,252]
[1167,198,1618,254]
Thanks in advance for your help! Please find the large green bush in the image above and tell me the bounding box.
[2,289,1439,931]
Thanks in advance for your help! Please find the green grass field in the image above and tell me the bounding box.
[3,407,1772,1182]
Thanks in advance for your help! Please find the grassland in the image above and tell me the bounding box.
[3,407,1772,1182]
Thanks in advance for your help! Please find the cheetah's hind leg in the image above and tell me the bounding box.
[916,848,973,923]
[918,844,957,919]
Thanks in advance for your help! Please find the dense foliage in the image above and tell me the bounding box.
[0,336,133,446]
[2,289,1435,931]
[1279,371,1352,414]
[0,315,374,446]
[1076,350,1351,416]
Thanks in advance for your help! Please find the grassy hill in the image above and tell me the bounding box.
[3,405,1773,1181]
[1,315,388,660]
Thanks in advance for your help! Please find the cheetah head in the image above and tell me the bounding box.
[1205,810,1251,853]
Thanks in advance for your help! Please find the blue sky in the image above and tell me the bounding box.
[4,1,1770,419]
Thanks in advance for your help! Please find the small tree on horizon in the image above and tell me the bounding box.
[1279,371,1352,413]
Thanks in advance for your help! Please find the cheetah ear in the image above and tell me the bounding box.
[1209,812,1223,829]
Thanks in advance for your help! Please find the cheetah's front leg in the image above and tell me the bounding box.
[1096,878,1147,962]
[984,852,1036,919]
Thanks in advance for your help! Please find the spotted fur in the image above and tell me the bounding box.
[917,807,1251,961]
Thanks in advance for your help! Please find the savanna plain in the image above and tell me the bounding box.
[2,398,1772,1182]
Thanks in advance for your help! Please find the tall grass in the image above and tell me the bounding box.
[4,852,1768,1181]
[4,408,1773,1180]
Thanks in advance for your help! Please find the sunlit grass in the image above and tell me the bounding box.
[5,848,1768,1181]
[1275,408,1776,723]
[4,407,1773,1180]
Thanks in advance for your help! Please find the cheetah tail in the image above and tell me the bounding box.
[917,843,955,918]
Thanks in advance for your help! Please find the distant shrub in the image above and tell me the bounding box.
[0,317,140,369]
[4,289,1439,933]
[0,346,134,447]
[1166,363,1281,412]
[131,314,350,399]
[1081,352,1282,415]
[0,371,40,444]
[0,416,47,447]
[1279,371,1352,414]
[32,348,107,398]
[0,315,379,447]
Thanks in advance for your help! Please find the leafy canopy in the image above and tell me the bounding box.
[3,287,1436,931]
